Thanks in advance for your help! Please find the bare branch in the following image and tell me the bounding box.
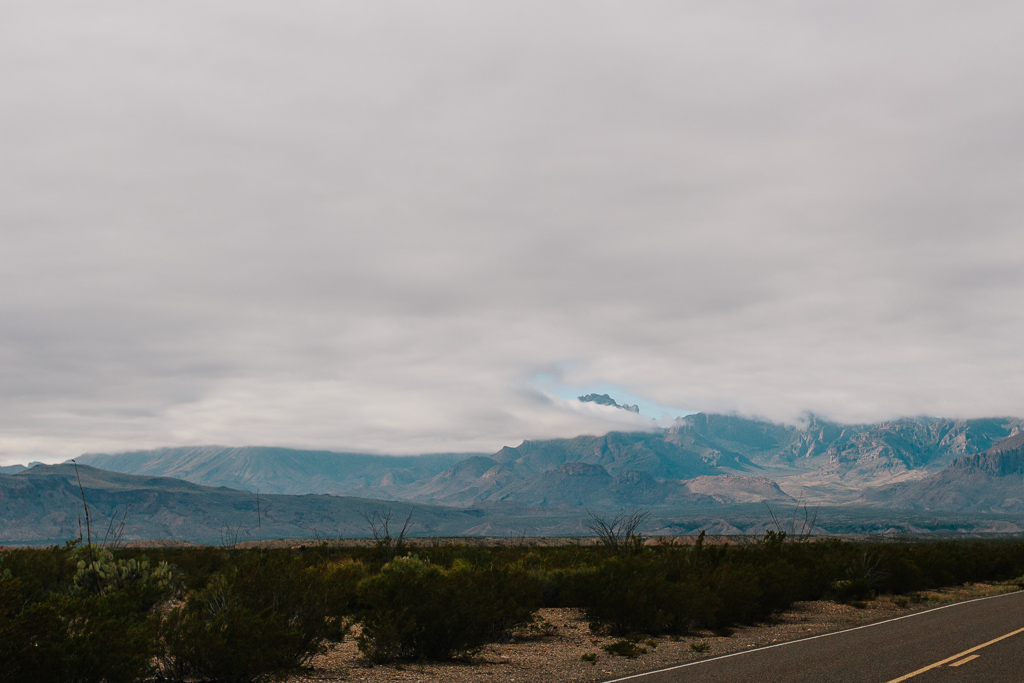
[71,460,93,562]
[364,507,414,561]
[101,505,131,549]
[763,502,783,534]
[256,490,263,545]
[586,509,649,554]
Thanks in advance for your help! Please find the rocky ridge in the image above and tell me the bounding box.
[72,413,1024,511]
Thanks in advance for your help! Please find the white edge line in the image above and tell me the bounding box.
[602,589,1023,683]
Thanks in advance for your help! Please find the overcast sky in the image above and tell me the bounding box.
[3,2,1024,464]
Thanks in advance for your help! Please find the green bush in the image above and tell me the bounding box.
[157,553,353,683]
[710,563,769,625]
[0,576,160,683]
[572,553,717,635]
[0,545,78,599]
[5,537,1024,681]
[356,556,540,662]
[882,554,925,595]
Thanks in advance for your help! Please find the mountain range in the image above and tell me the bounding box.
[5,412,1024,544]
[5,462,1019,545]
[75,413,1024,510]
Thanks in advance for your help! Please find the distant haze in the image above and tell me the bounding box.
[3,2,1024,464]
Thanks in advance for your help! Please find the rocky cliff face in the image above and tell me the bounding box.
[672,414,1024,485]
[865,433,1024,512]
[946,433,1024,476]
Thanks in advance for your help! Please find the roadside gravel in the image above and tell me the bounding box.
[290,581,1019,682]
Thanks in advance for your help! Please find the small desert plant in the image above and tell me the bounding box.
[601,639,647,658]
[580,652,598,664]
[512,614,558,640]
[690,641,711,653]
[829,578,874,604]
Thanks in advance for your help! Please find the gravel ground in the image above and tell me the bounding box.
[290,582,1019,683]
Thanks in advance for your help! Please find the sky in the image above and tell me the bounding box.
[3,2,1024,464]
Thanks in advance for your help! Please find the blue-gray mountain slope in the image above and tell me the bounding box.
[74,414,1024,509]
[79,446,471,496]
[0,463,481,545]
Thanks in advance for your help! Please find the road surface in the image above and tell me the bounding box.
[603,590,1024,682]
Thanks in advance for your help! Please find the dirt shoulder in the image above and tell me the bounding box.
[290,581,1021,683]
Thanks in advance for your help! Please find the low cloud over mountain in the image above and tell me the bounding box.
[76,413,1024,511]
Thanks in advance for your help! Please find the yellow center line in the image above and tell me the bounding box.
[948,654,979,667]
[886,626,1024,682]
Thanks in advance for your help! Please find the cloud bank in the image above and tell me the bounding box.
[2,2,1024,462]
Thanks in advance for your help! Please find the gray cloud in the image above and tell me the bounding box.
[3,1,1024,463]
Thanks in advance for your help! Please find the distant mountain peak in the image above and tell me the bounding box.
[578,393,640,413]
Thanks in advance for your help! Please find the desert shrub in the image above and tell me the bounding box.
[987,550,1020,581]
[882,554,925,595]
[0,543,170,683]
[708,563,764,625]
[753,557,805,613]
[157,552,352,683]
[905,544,957,588]
[142,546,236,592]
[7,536,1024,683]
[572,557,668,634]
[572,553,717,635]
[356,556,541,662]
[0,545,77,598]
[825,550,887,604]
[0,576,160,683]
[540,567,571,606]
[586,510,649,555]
[327,559,367,615]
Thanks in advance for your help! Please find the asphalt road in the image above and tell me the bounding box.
[603,590,1024,683]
